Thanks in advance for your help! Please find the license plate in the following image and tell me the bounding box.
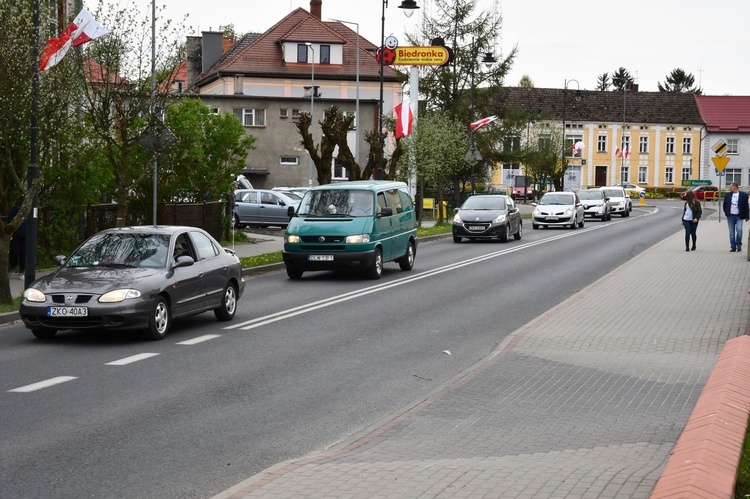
[546,216,559,221]
[308,255,334,261]
[467,225,485,231]
[47,306,88,317]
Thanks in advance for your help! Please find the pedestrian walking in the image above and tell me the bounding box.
[682,190,702,252]
[8,204,27,275]
[722,182,749,252]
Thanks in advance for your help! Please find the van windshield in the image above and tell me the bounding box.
[298,189,374,217]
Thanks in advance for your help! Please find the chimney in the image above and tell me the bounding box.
[186,36,202,90]
[310,0,322,20]
[201,31,224,73]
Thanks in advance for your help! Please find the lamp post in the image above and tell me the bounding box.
[329,18,360,167]
[377,0,419,180]
[561,79,582,189]
[305,43,315,188]
[466,37,496,195]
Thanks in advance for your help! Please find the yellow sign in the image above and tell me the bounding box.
[712,155,730,173]
[422,198,435,209]
[712,139,728,157]
[394,46,450,66]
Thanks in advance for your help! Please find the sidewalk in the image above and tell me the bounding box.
[215,213,750,499]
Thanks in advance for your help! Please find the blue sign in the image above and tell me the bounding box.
[715,168,725,176]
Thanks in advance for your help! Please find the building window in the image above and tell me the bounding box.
[333,159,348,179]
[538,135,551,151]
[621,166,630,183]
[597,134,607,153]
[320,45,331,64]
[292,109,301,118]
[665,136,675,154]
[233,108,266,127]
[638,166,647,183]
[297,44,308,63]
[566,135,583,157]
[639,136,649,154]
[683,137,692,155]
[681,167,691,181]
[726,168,742,185]
[280,108,289,118]
[620,135,631,153]
[727,139,739,155]
[280,156,299,166]
[209,107,220,115]
[665,167,674,184]
[233,75,243,95]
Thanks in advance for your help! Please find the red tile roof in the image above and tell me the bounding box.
[197,7,398,86]
[84,59,127,85]
[694,95,750,132]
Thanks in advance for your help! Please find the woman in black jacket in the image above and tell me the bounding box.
[682,190,702,251]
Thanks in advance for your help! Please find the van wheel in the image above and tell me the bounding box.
[398,241,415,271]
[286,267,303,280]
[514,222,523,240]
[366,248,383,279]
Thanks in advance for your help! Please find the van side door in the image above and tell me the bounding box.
[375,191,393,261]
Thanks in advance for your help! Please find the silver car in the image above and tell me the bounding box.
[532,192,585,229]
[578,189,612,221]
[233,189,299,228]
[601,187,631,217]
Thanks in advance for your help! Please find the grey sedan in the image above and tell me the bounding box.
[20,226,245,340]
[233,189,299,229]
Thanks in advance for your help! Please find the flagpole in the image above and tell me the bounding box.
[25,0,41,288]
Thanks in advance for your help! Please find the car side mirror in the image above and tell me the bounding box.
[173,255,194,268]
[453,207,459,213]
[378,207,393,218]
[287,206,296,217]
[531,203,537,207]
[54,255,67,266]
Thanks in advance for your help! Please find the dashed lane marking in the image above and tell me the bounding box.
[105,353,160,366]
[8,376,78,393]
[176,334,221,345]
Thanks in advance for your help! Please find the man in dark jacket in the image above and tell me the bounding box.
[8,204,27,273]
[722,182,750,252]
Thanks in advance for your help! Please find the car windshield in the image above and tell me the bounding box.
[578,191,603,201]
[461,197,506,210]
[282,191,303,202]
[65,233,171,269]
[298,189,374,217]
[539,194,574,205]
[602,189,624,198]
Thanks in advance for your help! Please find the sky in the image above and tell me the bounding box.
[126,0,748,95]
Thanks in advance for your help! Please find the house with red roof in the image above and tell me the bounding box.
[694,95,750,188]
[183,0,402,188]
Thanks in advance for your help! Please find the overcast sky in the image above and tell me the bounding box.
[127,0,747,95]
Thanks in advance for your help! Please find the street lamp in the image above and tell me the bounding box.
[329,18,360,167]
[305,42,315,188]
[466,37,496,195]
[377,0,420,180]
[561,79,582,189]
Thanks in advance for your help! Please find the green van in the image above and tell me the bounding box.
[282,180,418,279]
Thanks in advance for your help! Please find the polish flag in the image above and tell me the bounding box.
[394,102,413,139]
[470,115,498,131]
[616,146,630,158]
[572,141,584,153]
[39,10,109,72]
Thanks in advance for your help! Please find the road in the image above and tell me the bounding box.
[0,202,685,498]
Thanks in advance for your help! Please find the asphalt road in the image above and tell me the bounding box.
[0,202,687,498]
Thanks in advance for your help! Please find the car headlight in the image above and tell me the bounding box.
[453,213,463,224]
[345,234,370,244]
[493,213,507,224]
[564,209,573,216]
[285,234,300,243]
[99,289,142,303]
[532,209,541,216]
[23,288,46,302]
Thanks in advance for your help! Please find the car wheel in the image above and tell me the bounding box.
[286,267,303,280]
[624,209,630,217]
[578,218,584,228]
[453,235,462,243]
[600,213,607,221]
[366,248,383,280]
[233,214,245,230]
[570,222,577,230]
[145,296,170,340]
[532,223,539,230]
[31,327,57,340]
[514,222,523,240]
[398,241,415,271]
[214,282,238,321]
[499,224,509,243]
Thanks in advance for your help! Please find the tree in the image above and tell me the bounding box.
[611,67,634,91]
[595,73,610,91]
[519,122,565,192]
[658,68,702,94]
[519,74,534,88]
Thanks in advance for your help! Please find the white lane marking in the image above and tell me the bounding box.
[176,334,221,345]
[227,208,659,332]
[8,376,78,393]
[105,353,160,366]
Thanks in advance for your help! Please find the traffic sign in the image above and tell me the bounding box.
[715,168,725,176]
[712,155,730,173]
[713,139,728,157]
[681,179,713,187]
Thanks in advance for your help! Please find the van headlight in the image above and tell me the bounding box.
[23,288,46,302]
[285,234,300,243]
[99,289,142,303]
[492,214,507,223]
[346,234,370,244]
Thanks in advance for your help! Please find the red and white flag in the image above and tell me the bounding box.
[616,146,630,158]
[39,9,109,72]
[469,115,497,131]
[394,102,413,139]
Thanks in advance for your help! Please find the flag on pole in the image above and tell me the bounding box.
[469,115,498,131]
[39,9,109,72]
[615,146,630,158]
[394,102,413,139]
[572,141,584,154]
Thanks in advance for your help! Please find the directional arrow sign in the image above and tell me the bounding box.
[712,155,730,173]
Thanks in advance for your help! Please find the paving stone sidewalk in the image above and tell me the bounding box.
[222,213,750,498]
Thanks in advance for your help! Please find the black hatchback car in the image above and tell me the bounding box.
[452,195,522,243]
[20,226,245,340]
